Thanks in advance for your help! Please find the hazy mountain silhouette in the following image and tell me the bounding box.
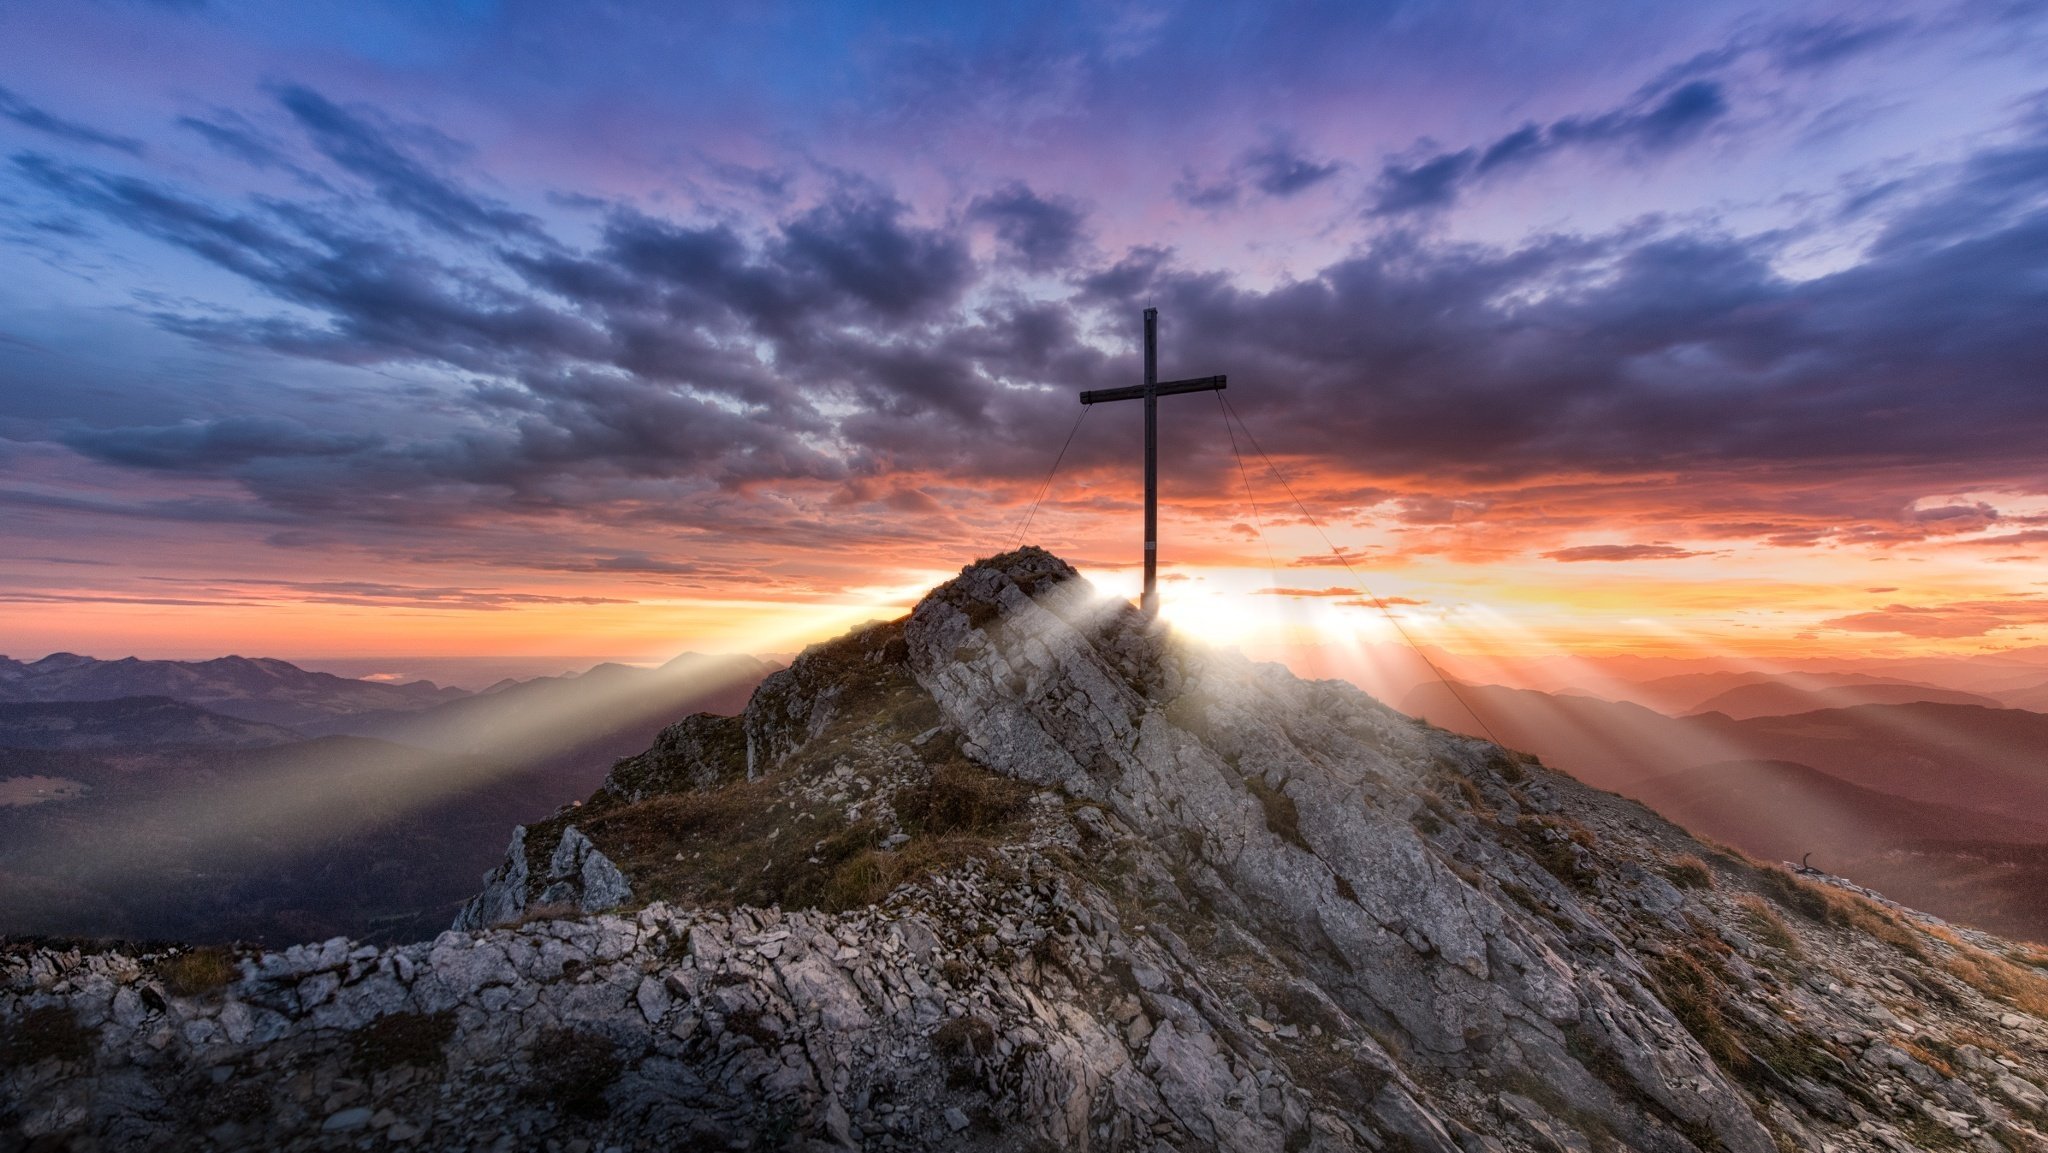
[1404,681,2048,938]
[1594,669,1962,715]
[0,653,464,727]
[1632,757,2048,857]
[1995,677,2048,711]
[0,697,304,751]
[0,737,546,943]
[1694,701,2048,816]
[0,653,776,943]
[306,653,770,789]
[1683,680,2000,719]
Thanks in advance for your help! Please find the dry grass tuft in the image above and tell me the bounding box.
[895,764,1031,837]
[1664,854,1714,891]
[1934,940,2048,1018]
[1819,889,1928,960]
[932,1016,995,1088]
[1735,894,1802,959]
[521,1027,621,1119]
[156,946,238,996]
[349,1010,456,1071]
[1515,814,1597,891]
[1751,865,1835,924]
[574,748,1033,915]
[0,1005,96,1069]
[1243,775,1309,851]
[1901,1037,1957,1079]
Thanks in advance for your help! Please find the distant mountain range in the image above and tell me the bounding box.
[0,697,304,751]
[0,653,464,727]
[10,643,2048,943]
[1563,669,2000,717]
[1679,679,2000,719]
[305,653,765,757]
[1404,680,2048,939]
[0,651,775,943]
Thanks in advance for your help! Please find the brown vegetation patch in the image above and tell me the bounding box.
[932,1015,995,1088]
[1750,864,1839,924]
[1453,777,1488,815]
[1646,949,1839,1091]
[1735,895,1802,959]
[0,1005,96,1069]
[1820,890,1928,960]
[1901,1037,1957,1079]
[1490,750,1531,784]
[577,747,1034,914]
[155,945,238,997]
[1926,928,2048,1018]
[522,1027,622,1119]
[1664,855,1714,890]
[895,763,1031,837]
[1244,775,1309,851]
[349,1010,456,1071]
[1515,814,1597,891]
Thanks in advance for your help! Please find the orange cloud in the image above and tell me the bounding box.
[1542,544,1704,562]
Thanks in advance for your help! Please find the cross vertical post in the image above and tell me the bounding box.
[1143,307,1159,614]
[1078,309,1226,615]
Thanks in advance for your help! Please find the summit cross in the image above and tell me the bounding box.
[1079,308,1227,615]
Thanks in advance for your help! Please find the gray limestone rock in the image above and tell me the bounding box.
[450,826,530,931]
[535,826,633,913]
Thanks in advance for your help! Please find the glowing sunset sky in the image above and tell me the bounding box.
[2,1,2046,668]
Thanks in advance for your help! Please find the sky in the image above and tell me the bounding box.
[2,0,2046,673]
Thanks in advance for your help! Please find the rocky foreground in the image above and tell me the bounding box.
[7,548,2048,1152]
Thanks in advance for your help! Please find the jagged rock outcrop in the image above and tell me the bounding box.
[7,548,2048,1152]
[452,824,633,931]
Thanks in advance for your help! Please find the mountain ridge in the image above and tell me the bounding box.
[0,696,306,751]
[0,653,466,728]
[6,550,2048,1152]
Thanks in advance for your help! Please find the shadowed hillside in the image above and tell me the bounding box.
[1406,681,2048,939]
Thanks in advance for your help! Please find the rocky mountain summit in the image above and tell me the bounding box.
[7,549,2048,1152]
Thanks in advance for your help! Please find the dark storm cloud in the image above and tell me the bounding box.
[1095,121,2048,496]
[1868,128,2048,253]
[176,112,304,176]
[16,75,2048,557]
[1078,246,1171,301]
[1369,81,1728,215]
[1172,137,1341,209]
[62,416,380,470]
[527,191,973,340]
[0,86,143,155]
[1551,81,1727,151]
[1367,151,1473,215]
[966,183,1088,272]
[1171,170,1241,211]
[1765,17,1914,71]
[14,152,608,373]
[777,193,973,320]
[1240,139,1342,197]
[273,85,540,242]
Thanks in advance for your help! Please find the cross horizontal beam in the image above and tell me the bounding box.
[1077,375,1227,405]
